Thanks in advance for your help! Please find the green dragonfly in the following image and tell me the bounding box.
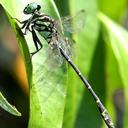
[12,3,115,128]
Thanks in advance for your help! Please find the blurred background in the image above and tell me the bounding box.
[0,0,128,128]
[0,5,29,128]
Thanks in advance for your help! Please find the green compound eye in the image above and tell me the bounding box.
[27,6,32,12]
[23,3,41,14]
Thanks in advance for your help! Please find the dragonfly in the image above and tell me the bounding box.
[12,2,115,128]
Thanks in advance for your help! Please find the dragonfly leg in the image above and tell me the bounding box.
[30,25,43,56]
[11,17,28,24]
[11,17,23,23]
[11,17,28,30]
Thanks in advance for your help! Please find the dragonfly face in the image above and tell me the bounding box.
[23,2,41,14]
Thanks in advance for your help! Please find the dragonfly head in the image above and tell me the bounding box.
[23,3,41,14]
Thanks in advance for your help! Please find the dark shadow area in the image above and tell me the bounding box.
[0,68,29,128]
[113,89,124,128]
[54,0,70,16]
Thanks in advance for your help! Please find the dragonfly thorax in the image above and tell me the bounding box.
[33,19,58,44]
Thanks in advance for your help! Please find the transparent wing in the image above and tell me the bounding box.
[44,35,75,69]
[54,10,86,34]
[45,44,63,69]
[44,36,64,69]
[58,36,76,60]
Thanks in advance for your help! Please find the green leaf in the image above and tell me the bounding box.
[98,0,126,21]
[0,92,21,116]
[98,12,128,128]
[60,0,100,128]
[28,1,67,128]
[1,0,67,128]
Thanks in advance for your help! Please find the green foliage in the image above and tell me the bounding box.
[0,92,21,116]
[99,12,128,128]
[0,0,128,128]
